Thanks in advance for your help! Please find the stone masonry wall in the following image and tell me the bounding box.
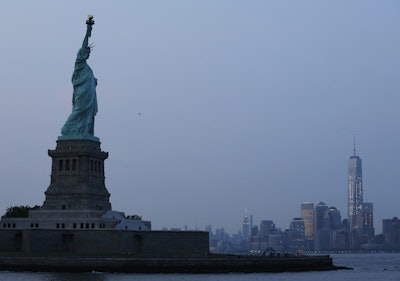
[0,229,209,257]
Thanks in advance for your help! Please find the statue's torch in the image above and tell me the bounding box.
[86,15,95,26]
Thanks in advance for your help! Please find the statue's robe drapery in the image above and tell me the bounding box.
[61,47,98,137]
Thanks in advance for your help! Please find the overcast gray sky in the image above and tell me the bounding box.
[1,1,399,234]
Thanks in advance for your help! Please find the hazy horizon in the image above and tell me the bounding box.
[1,1,400,234]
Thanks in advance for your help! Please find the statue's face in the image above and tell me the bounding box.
[87,48,91,59]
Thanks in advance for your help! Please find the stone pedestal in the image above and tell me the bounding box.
[42,139,111,212]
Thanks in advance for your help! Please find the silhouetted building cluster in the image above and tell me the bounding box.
[207,210,398,254]
[206,145,399,254]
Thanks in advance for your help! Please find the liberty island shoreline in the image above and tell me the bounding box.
[0,254,344,273]
[2,253,400,281]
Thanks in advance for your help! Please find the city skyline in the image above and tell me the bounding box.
[0,1,400,234]
[192,143,388,235]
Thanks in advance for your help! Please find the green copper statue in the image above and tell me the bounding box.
[60,16,98,141]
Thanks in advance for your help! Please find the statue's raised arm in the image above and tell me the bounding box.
[82,16,94,49]
[59,16,99,142]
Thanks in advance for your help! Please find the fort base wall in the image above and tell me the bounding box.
[0,229,209,258]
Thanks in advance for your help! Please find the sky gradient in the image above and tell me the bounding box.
[1,1,400,234]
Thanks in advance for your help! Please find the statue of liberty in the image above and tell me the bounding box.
[60,16,98,141]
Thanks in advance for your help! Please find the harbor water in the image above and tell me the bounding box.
[0,253,398,281]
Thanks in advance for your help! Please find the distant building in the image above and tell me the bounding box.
[205,224,212,237]
[335,219,350,250]
[259,220,275,251]
[301,202,314,251]
[259,220,275,238]
[268,229,284,252]
[382,217,400,250]
[242,209,250,239]
[362,202,374,242]
[288,218,305,253]
[314,202,342,251]
[314,202,329,251]
[327,207,342,250]
[328,207,342,230]
[250,225,259,252]
[347,142,364,248]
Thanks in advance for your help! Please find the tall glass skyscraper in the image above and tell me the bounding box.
[301,202,314,251]
[301,203,314,241]
[362,202,374,241]
[348,145,363,237]
[242,209,250,238]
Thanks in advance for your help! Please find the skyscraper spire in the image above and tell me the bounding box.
[353,136,356,157]
[242,208,250,238]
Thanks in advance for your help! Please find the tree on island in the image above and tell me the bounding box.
[2,205,41,218]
